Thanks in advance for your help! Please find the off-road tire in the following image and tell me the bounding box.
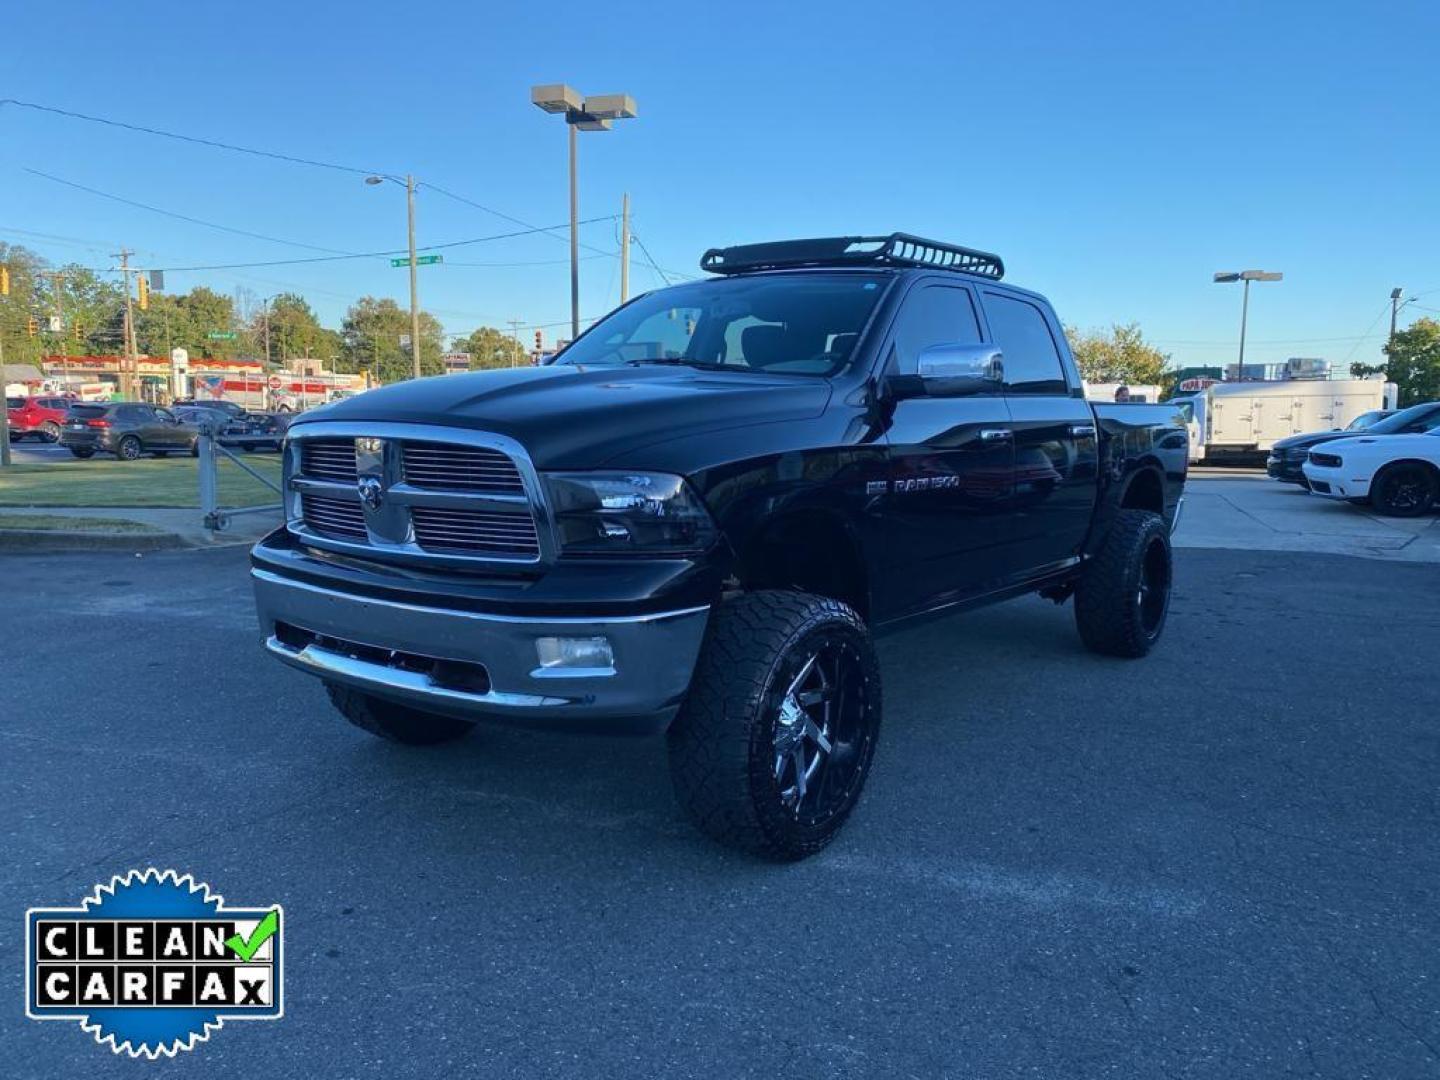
[1075,509,1172,658]
[667,590,882,861]
[1369,461,1438,518]
[325,682,476,746]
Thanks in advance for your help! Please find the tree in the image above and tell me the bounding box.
[246,293,342,365]
[1351,318,1440,407]
[1065,322,1171,387]
[133,286,239,360]
[340,297,446,383]
[0,242,51,366]
[451,327,529,370]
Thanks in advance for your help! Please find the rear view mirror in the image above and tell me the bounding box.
[890,344,1004,399]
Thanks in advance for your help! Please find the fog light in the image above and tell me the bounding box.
[534,636,614,675]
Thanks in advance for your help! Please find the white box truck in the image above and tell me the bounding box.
[1192,378,1397,457]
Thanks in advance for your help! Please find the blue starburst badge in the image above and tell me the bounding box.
[26,869,284,1058]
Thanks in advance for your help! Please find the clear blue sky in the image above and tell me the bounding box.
[5,0,1438,368]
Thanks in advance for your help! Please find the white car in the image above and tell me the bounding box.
[1302,429,1440,516]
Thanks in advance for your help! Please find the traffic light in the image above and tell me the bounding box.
[72,323,82,342]
[137,273,150,311]
[27,315,39,337]
[0,266,9,296]
[534,330,543,352]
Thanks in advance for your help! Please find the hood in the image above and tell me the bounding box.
[292,364,832,468]
[1271,429,1367,452]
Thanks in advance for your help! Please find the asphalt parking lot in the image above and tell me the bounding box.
[3,521,1438,1079]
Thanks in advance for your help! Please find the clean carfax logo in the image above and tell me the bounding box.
[25,869,283,1058]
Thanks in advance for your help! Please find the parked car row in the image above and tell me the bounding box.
[6,394,289,460]
[1262,400,1440,516]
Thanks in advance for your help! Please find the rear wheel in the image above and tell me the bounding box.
[69,447,96,459]
[115,435,142,461]
[1369,462,1438,517]
[39,421,61,443]
[667,591,882,860]
[1075,509,1172,658]
[325,683,476,745]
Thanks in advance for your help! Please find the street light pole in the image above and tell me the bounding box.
[406,174,422,380]
[1213,270,1282,377]
[531,85,637,343]
[620,192,631,304]
[1390,287,1404,349]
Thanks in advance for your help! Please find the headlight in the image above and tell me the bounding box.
[542,471,716,555]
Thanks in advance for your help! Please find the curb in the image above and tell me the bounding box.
[0,529,187,553]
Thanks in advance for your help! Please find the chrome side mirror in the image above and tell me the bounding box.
[892,344,1004,398]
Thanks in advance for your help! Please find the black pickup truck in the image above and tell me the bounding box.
[251,234,1187,859]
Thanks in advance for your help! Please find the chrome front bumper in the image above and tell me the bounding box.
[252,569,710,733]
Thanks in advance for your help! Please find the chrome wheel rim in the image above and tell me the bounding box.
[772,635,869,824]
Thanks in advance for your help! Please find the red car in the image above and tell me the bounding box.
[6,395,74,442]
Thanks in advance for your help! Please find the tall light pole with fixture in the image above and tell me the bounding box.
[530,85,637,340]
[366,174,423,380]
[1213,270,1282,377]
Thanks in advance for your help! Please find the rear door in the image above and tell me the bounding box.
[981,290,1098,576]
[879,279,1015,618]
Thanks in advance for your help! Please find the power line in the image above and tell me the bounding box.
[0,98,386,177]
[24,167,356,256]
[148,216,618,273]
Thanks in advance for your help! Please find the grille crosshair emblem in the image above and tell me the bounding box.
[357,475,385,511]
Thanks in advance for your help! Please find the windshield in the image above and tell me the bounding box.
[1345,409,1388,430]
[1166,399,1195,423]
[1368,402,1439,434]
[556,273,890,376]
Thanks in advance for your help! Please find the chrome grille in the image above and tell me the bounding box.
[411,506,540,556]
[287,424,548,566]
[401,441,524,493]
[300,439,358,482]
[300,494,368,540]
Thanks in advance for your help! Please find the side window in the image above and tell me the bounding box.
[889,284,982,375]
[983,293,1068,394]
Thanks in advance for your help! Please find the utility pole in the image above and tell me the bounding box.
[0,331,10,466]
[620,192,631,304]
[49,271,66,341]
[406,174,422,380]
[1390,287,1404,350]
[116,249,138,399]
[507,319,524,367]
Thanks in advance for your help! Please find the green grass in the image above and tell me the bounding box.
[0,455,282,509]
[0,513,162,533]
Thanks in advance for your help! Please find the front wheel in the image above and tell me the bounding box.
[325,683,475,745]
[1369,462,1438,517]
[667,591,882,860]
[1075,509,1172,658]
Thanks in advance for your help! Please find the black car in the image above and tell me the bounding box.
[57,402,200,460]
[251,232,1187,859]
[1267,401,1440,483]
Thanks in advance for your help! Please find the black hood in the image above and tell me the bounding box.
[1270,429,1365,453]
[291,364,832,468]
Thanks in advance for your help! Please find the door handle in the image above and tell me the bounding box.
[978,428,1012,442]
[1068,424,1096,438]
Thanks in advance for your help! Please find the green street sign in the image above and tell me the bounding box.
[206,331,238,341]
[392,255,443,267]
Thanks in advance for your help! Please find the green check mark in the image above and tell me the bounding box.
[225,909,279,962]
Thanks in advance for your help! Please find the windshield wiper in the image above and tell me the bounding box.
[627,358,736,371]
